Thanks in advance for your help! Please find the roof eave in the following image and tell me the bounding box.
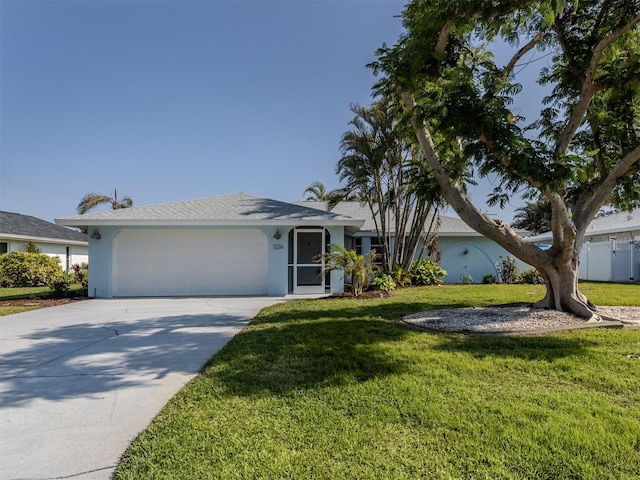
[0,233,88,246]
[55,218,365,228]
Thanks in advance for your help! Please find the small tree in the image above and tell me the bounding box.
[317,244,377,296]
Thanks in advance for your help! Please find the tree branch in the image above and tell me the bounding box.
[435,22,452,56]
[503,31,543,78]
[557,12,640,154]
[399,88,548,268]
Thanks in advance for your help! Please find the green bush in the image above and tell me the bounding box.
[0,252,64,287]
[411,258,447,285]
[497,256,519,284]
[50,272,73,298]
[72,262,89,294]
[519,267,544,284]
[391,265,412,287]
[460,272,474,284]
[371,273,397,292]
[482,274,497,284]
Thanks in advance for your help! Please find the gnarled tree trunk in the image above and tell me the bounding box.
[533,253,598,321]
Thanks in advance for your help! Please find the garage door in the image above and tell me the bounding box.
[113,229,268,296]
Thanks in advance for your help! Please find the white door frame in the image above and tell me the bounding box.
[293,228,326,294]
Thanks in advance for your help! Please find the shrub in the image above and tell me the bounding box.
[0,252,64,287]
[77,263,89,295]
[519,267,544,284]
[23,241,42,253]
[391,265,412,287]
[482,274,497,284]
[460,272,474,284]
[411,258,447,286]
[496,256,519,284]
[50,272,73,298]
[371,273,396,292]
[318,244,377,297]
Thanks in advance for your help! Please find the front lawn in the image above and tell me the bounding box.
[0,284,85,316]
[115,283,640,479]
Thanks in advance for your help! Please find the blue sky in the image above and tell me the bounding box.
[1,0,530,224]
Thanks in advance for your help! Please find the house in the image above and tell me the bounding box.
[297,201,527,284]
[526,208,640,282]
[55,193,526,298]
[56,193,363,297]
[0,211,88,271]
[526,208,640,244]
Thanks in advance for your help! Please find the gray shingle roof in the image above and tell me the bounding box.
[56,193,363,227]
[1,211,87,243]
[296,201,483,236]
[525,208,640,242]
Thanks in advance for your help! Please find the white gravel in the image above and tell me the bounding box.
[401,305,640,333]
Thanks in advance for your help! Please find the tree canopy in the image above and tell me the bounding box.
[371,0,639,318]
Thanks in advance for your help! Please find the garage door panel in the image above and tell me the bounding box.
[113,229,267,296]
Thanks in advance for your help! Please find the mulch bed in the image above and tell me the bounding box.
[0,297,88,308]
[326,290,391,300]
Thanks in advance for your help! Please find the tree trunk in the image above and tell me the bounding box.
[532,251,600,322]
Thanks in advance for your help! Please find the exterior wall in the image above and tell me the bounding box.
[87,224,346,298]
[326,226,345,294]
[0,237,88,271]
[355,233,523,284]
[438,237,506,283]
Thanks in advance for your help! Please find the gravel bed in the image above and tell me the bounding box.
[402,305,640,333]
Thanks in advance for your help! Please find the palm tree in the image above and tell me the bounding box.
[303,182,330,201]
[77,189,133,215]
[337,101,444,272]
[511,200,552,235]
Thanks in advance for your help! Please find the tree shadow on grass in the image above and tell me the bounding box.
[430,333,596,361]
[196,301,594,398]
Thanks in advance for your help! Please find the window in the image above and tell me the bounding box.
[354,237,362,255]
[370,237,383,265]
[0,242,7,255]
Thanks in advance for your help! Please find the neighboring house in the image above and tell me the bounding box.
[56,193,363,298]
[0,211,88,271]
[526,208,640,282]
[297,201,528,284]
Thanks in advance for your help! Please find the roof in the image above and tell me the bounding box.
[526,207,640,242]
[296,201,485,236]
[55,193,364,230]
[0,211,87,244]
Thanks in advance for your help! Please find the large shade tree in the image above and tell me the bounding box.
[372,0,639,319]
[337,101,444,272]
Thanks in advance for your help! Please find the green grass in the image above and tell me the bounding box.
[0,286,53,299]
[115,283,640,480]
[0,284,85,316]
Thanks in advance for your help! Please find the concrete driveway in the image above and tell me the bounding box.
[0,297,282,480]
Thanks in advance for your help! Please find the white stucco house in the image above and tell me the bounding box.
[1,211,88,271]
[55,193,527,298]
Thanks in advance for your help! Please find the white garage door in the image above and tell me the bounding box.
[113,229,268,296]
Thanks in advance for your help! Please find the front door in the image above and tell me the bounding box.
[294,229,325,294]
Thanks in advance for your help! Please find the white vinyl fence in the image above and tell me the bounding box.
[579,240,640,282]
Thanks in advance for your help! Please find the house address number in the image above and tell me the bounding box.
[273,244,284,250]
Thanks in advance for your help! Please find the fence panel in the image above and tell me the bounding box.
[580,241,612,281]
[579,240,639,282]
